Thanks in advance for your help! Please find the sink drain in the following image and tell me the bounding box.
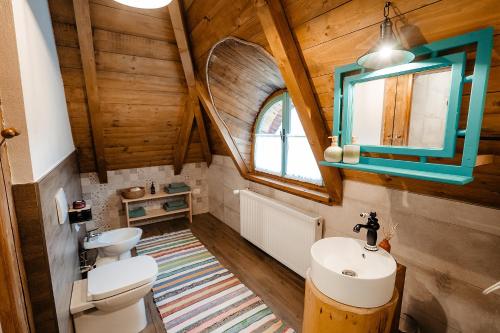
[342,269,357,277]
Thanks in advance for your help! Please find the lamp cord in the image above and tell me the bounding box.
[384,2,391,19]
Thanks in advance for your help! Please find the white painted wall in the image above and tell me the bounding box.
[9,0,74,183]
[208,155,500,333]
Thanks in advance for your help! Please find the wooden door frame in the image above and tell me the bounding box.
[0,0,34,331]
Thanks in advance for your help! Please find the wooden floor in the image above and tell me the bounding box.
[139,213,306,332]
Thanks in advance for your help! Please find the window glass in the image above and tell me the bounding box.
[254,136,282,175]
[254,92,322,185]
[256,100,282,134]
[286,107,322,183]
[288,102,305,136]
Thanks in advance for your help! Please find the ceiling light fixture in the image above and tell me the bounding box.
[357,2,415,70]
[113,0,173,9]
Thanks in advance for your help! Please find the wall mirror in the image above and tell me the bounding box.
[322,28,494,185]
[352,68,452,148]
[343,53,465,158]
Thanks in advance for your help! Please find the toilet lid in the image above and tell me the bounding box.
[87,256,158,301]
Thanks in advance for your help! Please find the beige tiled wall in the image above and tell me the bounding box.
[208,155,500,333]
[81,162,209,229]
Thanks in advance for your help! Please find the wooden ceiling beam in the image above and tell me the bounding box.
[254,0,343,203]
[169,0,212,175]
[173,100,194,175]
[196,78,249,176]
[73,0,107,183]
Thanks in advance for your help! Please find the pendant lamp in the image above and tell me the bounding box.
[357,2,415,70]
[113,0,172,9]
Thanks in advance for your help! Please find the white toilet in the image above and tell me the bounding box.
[70,256,158,333]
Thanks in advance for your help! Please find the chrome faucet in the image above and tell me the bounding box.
[353,212,380,251]
[85,227,101,242]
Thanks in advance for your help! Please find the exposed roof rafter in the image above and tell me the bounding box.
[196,78,249,176]
[169,0,212,175]
[254,0,343,203]
[73,0,107,183]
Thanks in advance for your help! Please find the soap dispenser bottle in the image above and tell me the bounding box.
[324,136,343,162]
[343,136,360,164]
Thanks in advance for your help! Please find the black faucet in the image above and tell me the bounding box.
[353,212,380,251]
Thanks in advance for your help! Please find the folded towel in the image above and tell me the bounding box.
[165,186,190,194]
[169,182,188,189]
[166,200,186,208]
[128,207,146,218]
[163,203,188,212]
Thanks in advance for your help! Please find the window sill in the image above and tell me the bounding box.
[246,173,334,205]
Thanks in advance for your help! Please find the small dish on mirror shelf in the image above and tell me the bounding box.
[121,186,145,199]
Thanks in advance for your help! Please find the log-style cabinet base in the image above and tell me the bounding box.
[302,277,398,333]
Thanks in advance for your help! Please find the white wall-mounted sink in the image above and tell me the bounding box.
[84,227,142,260]
[310,237,396,308]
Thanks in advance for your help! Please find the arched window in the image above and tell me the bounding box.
[254,91,322,185]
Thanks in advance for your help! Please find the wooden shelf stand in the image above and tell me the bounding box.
[121,190,192,227]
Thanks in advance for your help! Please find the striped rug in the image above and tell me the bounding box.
[136,229,295,333]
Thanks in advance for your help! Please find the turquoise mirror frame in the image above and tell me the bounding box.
[320,27,494,185]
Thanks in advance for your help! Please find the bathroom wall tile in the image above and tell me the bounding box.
[212,155,225,166]
[80,162,209,229]
[224,206,240,232]
[223,186,239,212]
[210,198,225,223]
[248,181,274,197]
[343,179,392,208]
[272,189,320,216]
[390,210,500,288]
[390,190,500,236]
[402,264,500,333]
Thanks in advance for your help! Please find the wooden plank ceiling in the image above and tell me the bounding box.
[49,0,500,207]
[49,0,208,177]
[183,0,500,208]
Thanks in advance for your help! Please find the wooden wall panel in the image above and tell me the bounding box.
[48,0,204,174]
[13,153,83,333]
[186,0,500,208]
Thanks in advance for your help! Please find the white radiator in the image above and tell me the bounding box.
[239,190,323,278]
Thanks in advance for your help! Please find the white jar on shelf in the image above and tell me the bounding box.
[342,136,360,164]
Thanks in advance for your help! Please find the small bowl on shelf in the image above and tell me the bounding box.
[121,187,145,200]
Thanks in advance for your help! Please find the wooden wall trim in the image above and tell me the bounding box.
[72,0,107,183]
[169,0,212,174]
[254,0,343,203]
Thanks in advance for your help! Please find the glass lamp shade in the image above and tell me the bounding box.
[113,0,172,8]
[357,19,415,70]
[357,44,415,70]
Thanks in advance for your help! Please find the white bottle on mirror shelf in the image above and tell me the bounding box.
[343,136,360,164]
[324,136,343,162]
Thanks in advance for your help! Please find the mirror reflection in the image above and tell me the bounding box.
[351,67,452,149]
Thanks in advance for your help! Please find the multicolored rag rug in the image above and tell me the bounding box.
[136,229,295,333]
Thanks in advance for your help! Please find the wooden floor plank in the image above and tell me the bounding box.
[138,213,305,332]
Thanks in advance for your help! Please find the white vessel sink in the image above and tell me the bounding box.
[310,237,396,308]
[84,227,142,258]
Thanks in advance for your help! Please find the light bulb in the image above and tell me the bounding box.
[113,0,172,9]
[379,45,393,59]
